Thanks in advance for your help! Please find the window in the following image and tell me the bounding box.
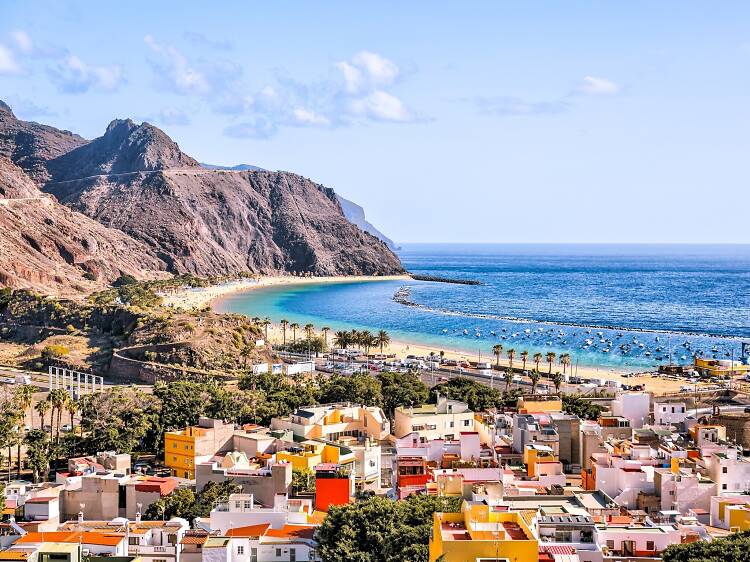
[290,548,296,562]
[168,534,177,545]
[172,442,177,448]
[463,420,470,427]
[449,421,454,428]
[606,540,615,550]
[237,546,244,555]
[250,548,257,562]
[646,541,655,551]
[129,538,139,546]
[723,467,728,474]
[244,500,252,509]
[275,548,282,557]
[723,483,728,490]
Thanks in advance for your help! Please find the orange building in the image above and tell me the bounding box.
[314,463,351,512]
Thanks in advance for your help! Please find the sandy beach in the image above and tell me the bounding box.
[159,274,411,310]
[160,275,689,395]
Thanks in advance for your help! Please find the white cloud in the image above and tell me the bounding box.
[48,54,123,93]
[578,76,621,96]
[144,34,210,95]
[10,30,33,53]
[292,107,330,126]
[336,50,399,94]
[350,90,412,122]
[0,45,21,74]
[475,96,570,116]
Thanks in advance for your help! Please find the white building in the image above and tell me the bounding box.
[205,493,314,534]
[610,393,650,429]
[394,396,475,441]
[653,402,688,427]
[704,449,750,494]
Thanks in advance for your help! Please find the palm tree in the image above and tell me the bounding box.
[520,350,529,372]
[560,353,571,374]
[290,323,300,343]
[507,348,516,374]
[304,323,315,340]
[533,352,543,372]
[48,389,68,445]
[321,327,331,348]
[530,369,541,395]
[504,369,512,393]
[280,319,289,345]
[261,318,271,342]
[35,400,51,433]
[375,330,391,355]
[13,385,35,477]
[333,331,350,349]
[359,330,374,355]
[350,330,361,351]
[492,344,503,368]
[552,371,564,395]
[546,352,557,377]
[67,399,78,438]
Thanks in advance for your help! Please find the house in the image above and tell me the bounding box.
[205,494,315,534]
[593,522,683,560]
[196,460,291,507]
[428,501,538,562]
[271,403,390,442]
[653,402,688,427]
[394,397,474,441]
[610,393,650,429]
[164,418,236,479]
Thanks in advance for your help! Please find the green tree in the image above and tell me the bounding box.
[280,319,289,345]
[533,352,543,372]
[377,371,429,419]
[520,350,529,371]
[375,330,391,355]
[561,395,604,420]
[292,468,315,494]
[530,369,541,395]
[546,351,556,377]
[319,373,383,408]
[492,344,503,368]
[290,322,300,343]
[663,529,750,562]
[35,400,51,433]
[552,371,564,395]
[24,429,52,483]
[13,385,36,476]
[316,494,461,562]
[429,376,504,411]
[333,330,350,349]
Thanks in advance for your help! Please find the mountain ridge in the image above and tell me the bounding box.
[0,100,404,288]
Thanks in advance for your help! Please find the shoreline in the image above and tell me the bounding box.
[160,274,411,310]
[163,275,696,393]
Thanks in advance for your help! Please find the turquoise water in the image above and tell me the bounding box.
[214,244,750,371]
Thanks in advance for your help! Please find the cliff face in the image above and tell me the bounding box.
[0,100,404,288]
[48,167,403,276]
[46,118,200,182]
[0,101,87,184]
[0,158,166,294]
[337,195,399,250]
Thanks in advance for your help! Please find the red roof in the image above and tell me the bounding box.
[25,497,55,504]
[264,525,315,540]
[226,524,271,538]
[541,545,577,555]
[16,532,123,546]
[134,477,178,496]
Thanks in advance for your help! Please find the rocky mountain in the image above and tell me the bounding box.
[0,157,166,294]
[0,101,87,184]
[337,195,399,250]
[46,118,200,182]
[200,162,265,171]
[0,102,403,283]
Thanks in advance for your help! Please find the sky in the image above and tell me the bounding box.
[1,2,749,244]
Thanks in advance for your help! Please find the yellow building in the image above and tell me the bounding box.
[694,357,750,377]
[429,501,538,562]
[164,417,235,479]
[276,441,356,472]
[524,444,558,478]
[518,395,562,414]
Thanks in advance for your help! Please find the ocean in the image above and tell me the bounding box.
[213,244,750,371]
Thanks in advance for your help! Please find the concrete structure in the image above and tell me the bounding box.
[550,413,581,469]
[314,463,352,512]
[512,414,559,456]
[653,402,688,427]
[48,366,104,398]
[610,393,650,429]
[394,397,474,441]
[205,493,315,534]
[196,460,291,507]
[429,501,538,562]
[593,522,682,559]
[271,403,390,442]
[164,418,236,479]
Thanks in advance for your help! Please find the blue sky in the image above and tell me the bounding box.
[1,2,749,244]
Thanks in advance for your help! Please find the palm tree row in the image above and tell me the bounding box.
[332,329,391,355]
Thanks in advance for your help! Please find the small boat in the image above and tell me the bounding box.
[442,329,448,333]
[490,331,496,336]
[463,329,468,335]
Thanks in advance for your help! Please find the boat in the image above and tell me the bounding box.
[463,329,468,335]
